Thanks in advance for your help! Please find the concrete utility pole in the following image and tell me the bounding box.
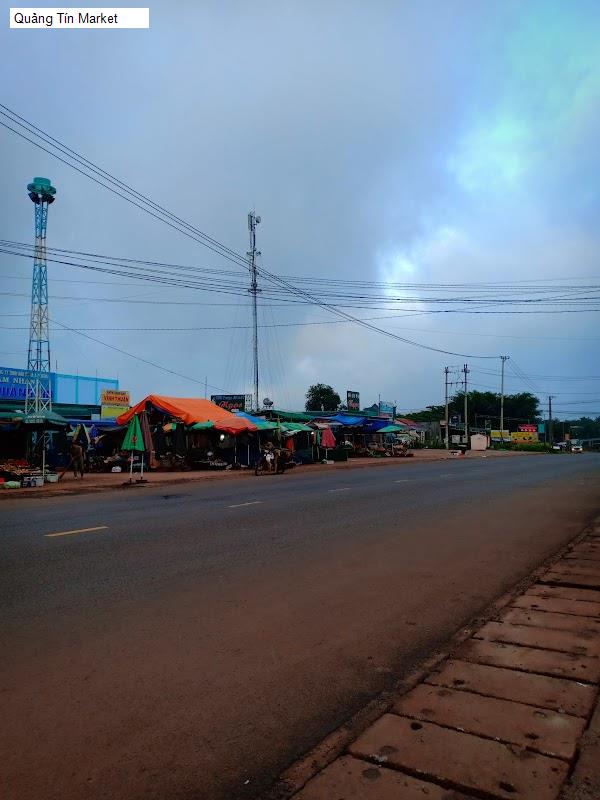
[247,212,261,412]
[463,364,469,444]
[444,366,450,449]
[548,395,555,446]
[499,355,509,443]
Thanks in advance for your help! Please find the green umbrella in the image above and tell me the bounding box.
[123,415,145,451]
[122,415,145,482]
[190,421,215,430]
[21,410,69,429]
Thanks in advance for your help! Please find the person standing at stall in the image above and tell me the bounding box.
[69,440,84,479]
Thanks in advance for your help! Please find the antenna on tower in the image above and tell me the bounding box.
[25,177,56,413]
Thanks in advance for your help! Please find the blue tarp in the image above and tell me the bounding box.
[329,413,367,426]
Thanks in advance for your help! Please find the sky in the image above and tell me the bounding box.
[1,0,599,418]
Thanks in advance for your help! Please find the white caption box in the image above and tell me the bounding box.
[10,8,150,28]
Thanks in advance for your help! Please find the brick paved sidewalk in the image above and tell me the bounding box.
[278,519,600,800]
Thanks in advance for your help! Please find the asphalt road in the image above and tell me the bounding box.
[2,454,600,800]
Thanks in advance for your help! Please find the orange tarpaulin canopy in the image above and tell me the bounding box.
[116,395,257,434]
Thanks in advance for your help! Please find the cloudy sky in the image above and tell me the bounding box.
[1,0,599,417]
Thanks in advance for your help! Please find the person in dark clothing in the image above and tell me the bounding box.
[69,441,84,478]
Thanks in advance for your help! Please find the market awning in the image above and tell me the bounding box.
[377,424,409,433]
[20,410,70,429]
[234,411,280,431]
[282,422,313,433]
[117,395,256,433]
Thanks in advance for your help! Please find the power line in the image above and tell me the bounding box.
[0,105,504,359]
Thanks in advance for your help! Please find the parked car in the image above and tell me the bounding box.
[571,444,583,453]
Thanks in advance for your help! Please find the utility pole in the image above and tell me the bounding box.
[548,395,555,446]
[499,355,509,443]
[247,212,261,412]
[444,367,450,449]
[463,364,469,444]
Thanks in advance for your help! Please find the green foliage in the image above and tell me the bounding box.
[305,383,341,412]
[405,392,542,428]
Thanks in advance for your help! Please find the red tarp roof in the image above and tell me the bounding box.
[116,395,257,434]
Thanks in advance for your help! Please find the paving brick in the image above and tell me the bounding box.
[425,659,596,717]
[527,585,600,604]
[512,595,600,619]
[475,621,600,657]
[349,713,568,800]
[394,684,584,760]
[500,607,600,635]
[548,563,600,578]
[560,698,600,800]
[457,639,600,683]
[293,755,467,799]
[541,572,600,590]
[565,551,600,562]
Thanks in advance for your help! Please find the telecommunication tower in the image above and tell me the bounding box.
[247,211,261,412]
[25,177,56,412]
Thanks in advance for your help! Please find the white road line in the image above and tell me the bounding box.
[45,525,108,538]
[394,479,411,483]
[328,487,350,492]
[227,500,263,509]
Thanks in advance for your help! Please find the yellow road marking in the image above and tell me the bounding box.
[45,525,108,538]
[227,501,262,509]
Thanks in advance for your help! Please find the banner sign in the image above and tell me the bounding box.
[490,430,510,441]
[101,389,130,406]
[0,366,29,400]
[211,394,246,412]
[346,390,360,411]
[518,424,537,432]
[379,400,395,419]
[511,431,539,443]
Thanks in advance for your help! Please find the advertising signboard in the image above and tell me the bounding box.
[211,394,246,412]
[346,390,360,411]
[490,430,510,441]
[518,424,537,432]
[0,366,28,401]
[101,389,130,419]
[511,431,539,443]
[379,400,395,419]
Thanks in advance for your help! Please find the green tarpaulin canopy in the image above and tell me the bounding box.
[20,410,69,429]
[190,421,215,430]
[377,424,408,433]
[122,415,145,451]
[282,422,313,433]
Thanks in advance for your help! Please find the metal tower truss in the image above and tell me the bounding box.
[25,177,56,413]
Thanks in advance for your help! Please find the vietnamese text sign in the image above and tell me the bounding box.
[346,390,360,411]
[519,424,537,432]
[10,8,150,28]
[490,430,510,441]
[211,394,246,412]
[0,366,28,400]
[101,389,130,406]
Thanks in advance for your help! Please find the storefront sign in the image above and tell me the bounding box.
[347,390,360,411]
[490,430,510,441]
[101,388,130,419]
[518,424,537,432]
[211,394,246,412]
[0,366,29,400]
[101,389,130,405]
[511,431,539,443]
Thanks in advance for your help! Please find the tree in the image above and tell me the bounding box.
[404,391,542,429]
[305,384,341,412]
